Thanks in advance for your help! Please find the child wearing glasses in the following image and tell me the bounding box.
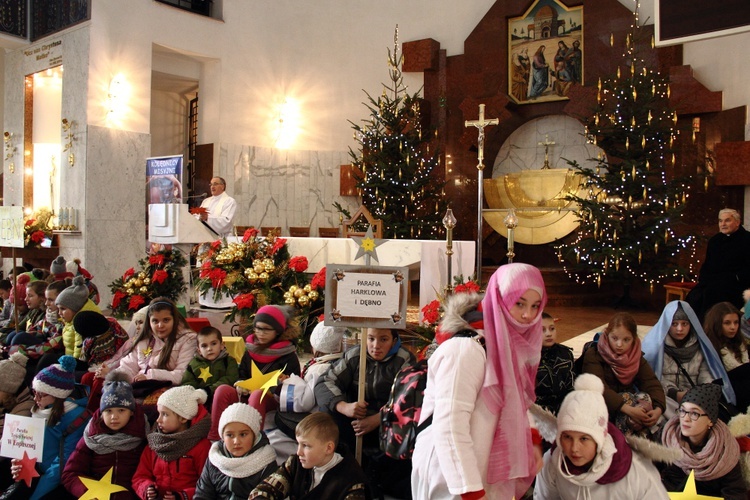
[209,305,301,441]
[660,383,746,499]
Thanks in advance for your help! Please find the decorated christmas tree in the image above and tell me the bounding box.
[557,9,695,298]
[349,27,447,239]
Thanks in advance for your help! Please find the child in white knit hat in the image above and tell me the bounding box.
[533,373,670,499]
[194,403,277,499]
[278,323,346,416]
[131,385,212,500]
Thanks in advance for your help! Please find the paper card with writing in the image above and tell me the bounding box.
[0,414,45,461]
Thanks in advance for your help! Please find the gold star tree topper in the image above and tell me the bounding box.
[351,225,384,263]
[235,360,285,402]
[79,467,127,500]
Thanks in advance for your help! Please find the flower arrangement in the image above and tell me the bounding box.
[23,208,54,248]
[196,228,325,325]
[109,249,188,318]
[415,277,482,339]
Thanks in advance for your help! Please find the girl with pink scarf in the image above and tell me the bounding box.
[411,263,547,499]
[582,312,666,436]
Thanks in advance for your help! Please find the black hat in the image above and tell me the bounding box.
[73,310,111,338]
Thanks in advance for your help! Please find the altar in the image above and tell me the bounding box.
[225,236,475,321]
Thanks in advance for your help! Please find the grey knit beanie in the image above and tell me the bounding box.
[50,256,67,276]
[55,275,89,312]
[672,303,689,322]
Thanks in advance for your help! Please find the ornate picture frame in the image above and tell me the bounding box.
[508,0,584,104]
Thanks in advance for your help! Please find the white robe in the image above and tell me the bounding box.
[200,191,237,236]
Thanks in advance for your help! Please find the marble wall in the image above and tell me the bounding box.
[218,144,359,234]
[84,125,149,307]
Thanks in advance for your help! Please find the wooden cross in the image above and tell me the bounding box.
[464,104,499,171]
[538,134,556,169]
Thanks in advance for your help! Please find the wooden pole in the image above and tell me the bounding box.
[355,329,367,465]
[11,249,18,328]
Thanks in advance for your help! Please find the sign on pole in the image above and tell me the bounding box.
[0,207,25,248]
[323,264,408,329]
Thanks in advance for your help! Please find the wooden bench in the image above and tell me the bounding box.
[663,282,697,304]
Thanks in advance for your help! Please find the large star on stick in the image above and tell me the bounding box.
[79,467,127,500]
[235,360,285,402]
[668,470,722,500]
[351,225,383,263]
[16,451,39,487]
[198,366,212,383]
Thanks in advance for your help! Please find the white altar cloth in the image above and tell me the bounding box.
[220,236,475,321]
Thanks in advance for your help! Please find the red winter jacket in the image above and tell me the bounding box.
[131,406,211,500]
[62,405,149,499]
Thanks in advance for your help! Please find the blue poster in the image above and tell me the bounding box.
[146,155,183,204]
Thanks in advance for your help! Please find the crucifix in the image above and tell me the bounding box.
[465,104,499,284]
[538,134,555,169]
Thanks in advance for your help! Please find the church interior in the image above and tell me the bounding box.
[1,0,750,320]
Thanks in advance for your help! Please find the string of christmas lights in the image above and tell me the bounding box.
[555,2,696,292]
[348,27,447,239]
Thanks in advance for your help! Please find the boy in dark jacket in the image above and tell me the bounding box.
[535,312,574,415]
[249,412,367,499]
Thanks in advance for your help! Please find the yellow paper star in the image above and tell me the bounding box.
[668,470,722,500]
[79,467,127,500]
[351,225,383,262]
[235,361,284,402]
[361,237,375,252]
[142,346,152,357]
[198,366,212,383]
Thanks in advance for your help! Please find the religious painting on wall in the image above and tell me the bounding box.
[508,0,583,104]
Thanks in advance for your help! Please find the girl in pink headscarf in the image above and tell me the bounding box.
[411,263,547,499]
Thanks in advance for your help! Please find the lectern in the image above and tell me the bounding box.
[148,204,218,306]
[148,204,217,244]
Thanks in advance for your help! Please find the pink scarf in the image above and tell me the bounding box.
[481,263,547,491]
[597,331,642,386]
[662,416,740,480]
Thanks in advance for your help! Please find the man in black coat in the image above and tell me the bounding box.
[687,208,750,320]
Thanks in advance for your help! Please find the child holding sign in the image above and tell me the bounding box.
[61,371,149,499]
[8,355,90,500]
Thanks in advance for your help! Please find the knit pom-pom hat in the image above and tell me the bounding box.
[557,374,611,453]
[50,256,67,276]
[0,352,29,395]
[100,371,136,412]
[157,386,207,420]
[33,355,76,399]
[218,402,262,438]
[55,275,89,312]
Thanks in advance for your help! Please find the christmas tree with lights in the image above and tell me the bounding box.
[557,8,695,299]
[349,27,446,239]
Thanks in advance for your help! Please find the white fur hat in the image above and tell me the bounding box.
[309,323,345,354]
[157,386,207,420]
[556,374,612,452]
[219,402,262,437]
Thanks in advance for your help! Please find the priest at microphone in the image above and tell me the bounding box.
[199,176,237,237]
